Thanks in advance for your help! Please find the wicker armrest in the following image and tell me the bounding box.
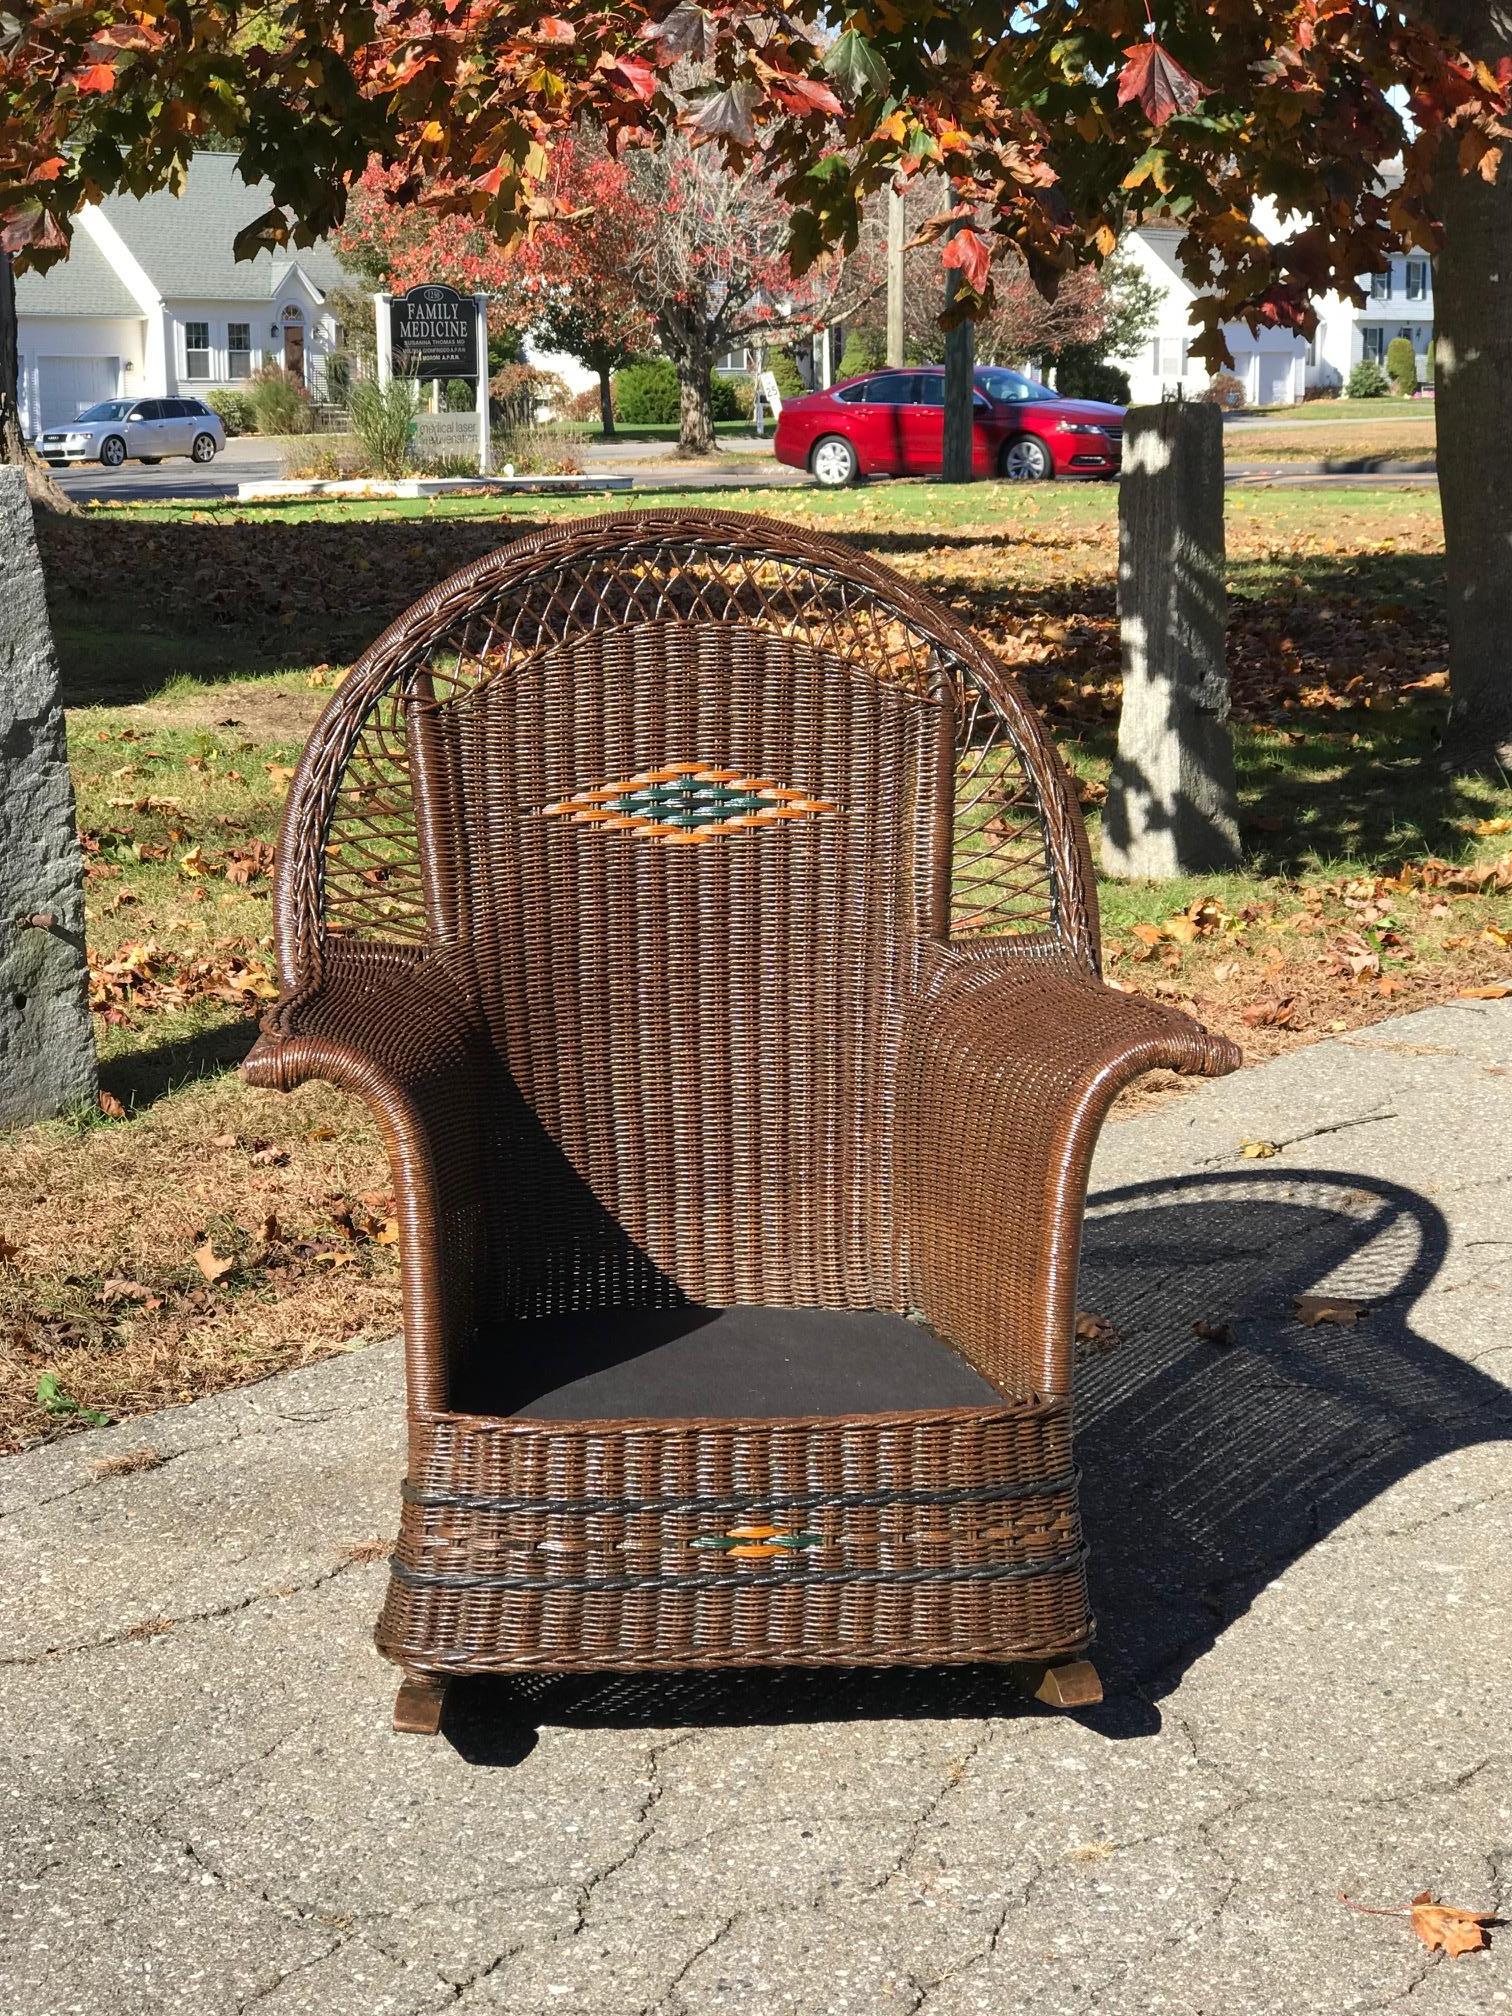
[242,953,494,1413]
[897,954,1239,1401]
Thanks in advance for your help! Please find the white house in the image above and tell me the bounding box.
[1110,223,1309,408]
[1112,187,1434,407]
[15,153,352,436]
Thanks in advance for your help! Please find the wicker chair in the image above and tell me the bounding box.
[244,509,1239,1732]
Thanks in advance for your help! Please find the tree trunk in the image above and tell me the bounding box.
[942,234,976,483]
[597,364,615,439]
[0,253,74,514]
[675,344,716,456]
[1400,1,1512,768]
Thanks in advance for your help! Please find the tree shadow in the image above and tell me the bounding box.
[437,1165,1508,1764]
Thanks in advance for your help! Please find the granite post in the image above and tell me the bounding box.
[0,466,97,1124]
[1101,401,1242,878]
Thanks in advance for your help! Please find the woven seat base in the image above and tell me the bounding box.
[378,1313,1090,1674]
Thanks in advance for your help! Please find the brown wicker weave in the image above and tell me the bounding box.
[243,508,1239,1730]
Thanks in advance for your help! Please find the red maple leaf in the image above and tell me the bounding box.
[941,225,990,295]
[76,62,118,94]
[1118,40,1204,126]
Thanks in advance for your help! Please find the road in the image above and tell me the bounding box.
[50,430,1435,505]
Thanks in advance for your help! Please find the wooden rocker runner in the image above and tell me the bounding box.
[244,508,1239,1731]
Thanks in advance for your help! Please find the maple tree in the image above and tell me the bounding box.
[332,162,529,310]
[0,3,1510,746]
[513,135,653,437]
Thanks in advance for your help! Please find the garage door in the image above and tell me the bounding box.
[1256,353,1296,408]
[38,356,119,429]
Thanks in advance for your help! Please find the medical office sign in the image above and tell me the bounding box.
[389,284,481,377]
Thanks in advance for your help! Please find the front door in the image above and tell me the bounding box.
[282,321,305,385]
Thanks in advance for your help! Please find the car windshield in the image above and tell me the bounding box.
[74,401,133,422]
[975,369,1056,405]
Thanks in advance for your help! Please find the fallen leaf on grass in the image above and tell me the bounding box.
[1294,1294,1368,1328]
[1469,817,1512,837]
[193,1240,237,1285]
[1459,983,1512,999]
[97,1090,127,1120]
[0,1234,20,1266]
[250,1143,290,1168]
[1240,1139,1280,1159]
[376,1218,401,1246]
[1340,1890,1496,1959]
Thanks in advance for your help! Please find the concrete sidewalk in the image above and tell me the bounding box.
[3,1001,1509,2015]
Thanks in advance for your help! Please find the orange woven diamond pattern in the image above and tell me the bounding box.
[540,761,839,847]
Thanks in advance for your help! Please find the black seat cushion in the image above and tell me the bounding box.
[457,1306,1002,1420]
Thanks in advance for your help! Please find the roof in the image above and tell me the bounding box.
[95,153,353,300]
[13,229,141,318]
[17,152,354,316]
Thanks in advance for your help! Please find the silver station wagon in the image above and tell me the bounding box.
[37,396,225,469]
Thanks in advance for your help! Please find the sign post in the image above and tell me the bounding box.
[373,284,491,475]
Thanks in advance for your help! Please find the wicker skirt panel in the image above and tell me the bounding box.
[377,1402,1091,1671]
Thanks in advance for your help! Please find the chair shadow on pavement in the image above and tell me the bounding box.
[441,1167,1512,1767]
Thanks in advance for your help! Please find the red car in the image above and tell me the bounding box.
[774,365,1124,487]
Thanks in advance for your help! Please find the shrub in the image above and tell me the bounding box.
[727,374,756,421]
[412,453,483,479]
[206,389,253,437]
[444,378,477,412]
[247,365,313,436]
[1386,335,1417,395]
[1200,370,1247,411]
[836,326,886,381]
[493,419,587,476]
[615,357,679,424]
[613,357,745,425]
[489,361,565,430]
[1054,356,1131,404]
[565,383,608,424]
[278,438,366,480]
[1347,358,1391,399]
[767,349,806,399]
[349,373,421,478]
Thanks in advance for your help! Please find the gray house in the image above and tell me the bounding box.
[15,152,353,435]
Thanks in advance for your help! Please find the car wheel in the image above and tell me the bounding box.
[810,435,859,488]
[99,435,127,469]
[139,456,162,465]
[999,436,1054,481]
[191,432,218,464]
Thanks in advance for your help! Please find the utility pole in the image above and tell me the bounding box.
[886,187,905,367]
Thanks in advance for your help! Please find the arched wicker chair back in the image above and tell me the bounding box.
[274,510,1097,1314]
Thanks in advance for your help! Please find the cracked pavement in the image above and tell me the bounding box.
[2,1001,1509,2015]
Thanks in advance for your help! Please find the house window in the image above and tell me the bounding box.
[1369,269,1393,301]
[1406,259,1430,301]
[1150,336,1188,377]
[184,321,211,379]
[1362,327,1386,364]
[227,323,252,379]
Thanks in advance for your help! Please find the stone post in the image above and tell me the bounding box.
[0,467,97,1125]
[1101,401,1241,878]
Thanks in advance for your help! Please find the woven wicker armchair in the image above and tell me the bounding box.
[244,508,1238,1732]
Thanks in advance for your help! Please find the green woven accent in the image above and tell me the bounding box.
[613,781,767,827]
